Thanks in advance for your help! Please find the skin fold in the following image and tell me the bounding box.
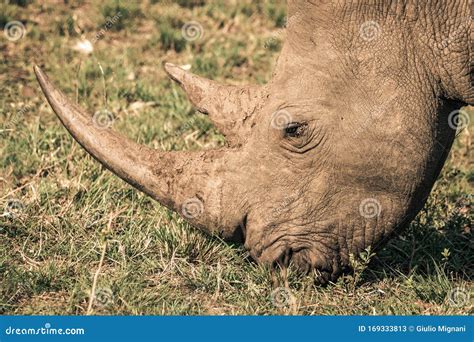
[35,0,472,284]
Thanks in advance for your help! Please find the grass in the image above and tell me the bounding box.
[0,0,472,315]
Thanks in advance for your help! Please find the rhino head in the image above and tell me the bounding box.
[35,0,472,284]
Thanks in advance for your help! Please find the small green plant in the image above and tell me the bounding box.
[441,248,451,262]
[347,246,376,293]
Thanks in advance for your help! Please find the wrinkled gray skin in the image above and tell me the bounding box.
[35,0,472,284]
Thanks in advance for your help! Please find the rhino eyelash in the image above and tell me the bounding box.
[284,122,308,138]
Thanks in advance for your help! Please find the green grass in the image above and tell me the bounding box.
[0,0,472,315]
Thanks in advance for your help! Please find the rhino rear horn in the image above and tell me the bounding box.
[164,63,267,145]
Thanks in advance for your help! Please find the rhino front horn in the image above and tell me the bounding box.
[34,65,243,239]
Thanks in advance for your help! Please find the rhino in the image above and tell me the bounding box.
[35,0,472,285]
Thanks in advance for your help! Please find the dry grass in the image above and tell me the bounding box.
[0,0,472,315]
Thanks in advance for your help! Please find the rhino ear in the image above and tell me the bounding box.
[164,63,267,145]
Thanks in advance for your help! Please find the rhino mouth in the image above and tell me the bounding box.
[268,247,336,286]
[247,232,339,286]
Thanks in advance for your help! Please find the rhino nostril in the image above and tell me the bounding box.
[226,213,248,243]
[271,248,293,269]
[240,214,248,239]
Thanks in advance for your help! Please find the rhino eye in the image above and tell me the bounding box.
[284,122,307,138]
